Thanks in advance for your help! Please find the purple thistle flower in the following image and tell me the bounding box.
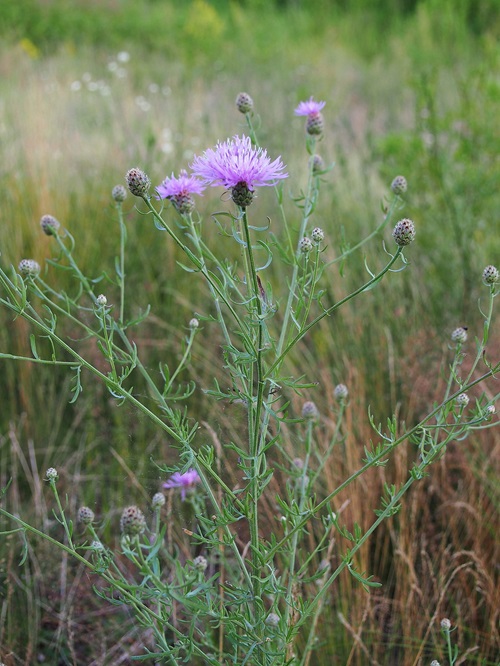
[190,135,288,202]
[295,97,326,136]
[294,97,326,117]
[156,170,205,214]
[163,468,201,500]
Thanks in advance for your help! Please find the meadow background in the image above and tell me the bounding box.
[0,0,499,664]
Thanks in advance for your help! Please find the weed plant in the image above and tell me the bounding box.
[0,90,499,665]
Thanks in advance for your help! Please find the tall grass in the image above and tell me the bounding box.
[0,1,499,664]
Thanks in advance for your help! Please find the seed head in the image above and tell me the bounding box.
[299,237,313,254]
[391,175,407,195]
[455,393,469,407]
[45,467,58,481]
[451,327,467,344]
[112,185,127,202]
[18,259,40,278]
[126,168,151,198]
[78,506,95,525]
[152,492,165,509]
[193,555,208,571]
[96,294,107,307]
[40,214,60,235]
[311,227,325,243]
[120,505,146,536]
[392,219,415,246]
[236,92,254,114]
[482,264,499,285]
[334,383,349,402]
[440,618,451,630]
[302,401,319,420]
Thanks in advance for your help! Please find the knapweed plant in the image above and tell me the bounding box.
[0,93,499,665]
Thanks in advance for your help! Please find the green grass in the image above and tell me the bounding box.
[0,1,499,664]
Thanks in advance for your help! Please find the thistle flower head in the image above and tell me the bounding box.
[78,506,95,525]
[440,618,451,630]
[163,468,201,501]
[45,467,58,481]
[334,383,349,402]
[482,264,499,285]
[311,227,325,243]
[299,237,313,254]
[190,135,287,206]
[451,327,467,344]
[126,167,151,198]
[40,214,60,235]
[312,154,324,175]
[152,492,165,509]
[295,97,326,136]
[156,169,205,214]
[391,175,407,195]
[236,92,254,114]
[18,259,40,278]
[96,294,107,307]
[193,555,208,571]
[266,612,280,627]
[120,505,146,536]
[302,401,319,419]
[112,184,127,202]
[392,218,416,246]
[456,393,469,407]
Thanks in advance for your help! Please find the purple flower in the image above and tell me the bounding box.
[163,468,200,500]
[190,135,288,191]
[294,97,326,117]
[156,170,205,214]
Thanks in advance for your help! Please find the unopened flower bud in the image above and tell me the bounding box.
[451,327,467,344]
[266,612,280,627]
[440,618,451,630]
[485,405,496,419]
[126,168,151,197]
[482,264,499,285]
[45,467,58,481]
[91,540,104,551]
[236,92,254,114]
[293,458,304,469]
[40,214,60,235]
[391,175,407,195]
[78,506,95,524]
[152,492,165,509]
[456,393,469,407]
[302,401,319,420]
[120,505,146,536]
[334,384,349,402]
[96,294,107,307]
[312,154,324,175]
[299,237,313,253]
[430,661,441,666]
[189,318,199,329]
[193,555,208,571]
[392,219,415,246]
[18,259,40,278]
[311,227,324,243]
[112,185,127,202]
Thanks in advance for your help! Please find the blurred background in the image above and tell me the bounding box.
[0,0,499,664]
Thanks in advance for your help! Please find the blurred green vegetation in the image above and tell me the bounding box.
[0,0,499,664]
